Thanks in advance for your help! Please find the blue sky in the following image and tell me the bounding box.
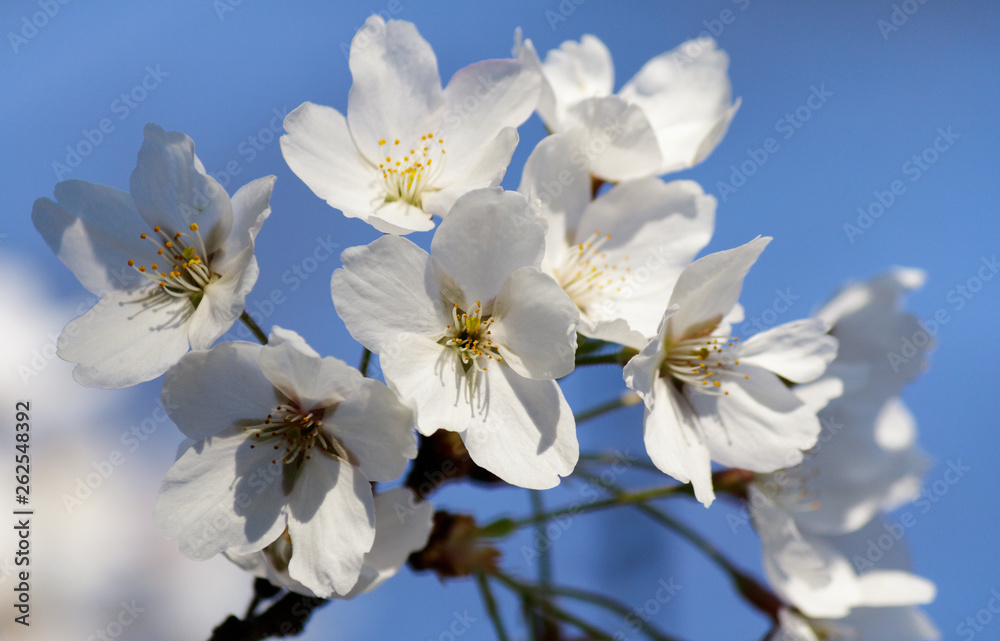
[2,1,998,639]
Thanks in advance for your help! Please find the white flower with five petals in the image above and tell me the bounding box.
[32,124,274,388]
[517,33,739,181]
[154,328,416,598]
[281,16,541,235]
[518,131,715,349]
[623,237,838,506]
[748,269,935,619]
[752,488,936,619]
[331,188,580,489]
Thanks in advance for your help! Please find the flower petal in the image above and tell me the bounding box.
[819,267,930,392]
[460,365,578,489]
[346,17,445,164]
[162,340,279,441]
[623,310,673,407]
[576,178,716,339]
[667,236,770,341]
[430,188,544,305]
[280,101,386,225]
[840,606,940,641]
[343,488,434,598]
[59,285,194,388]
[643,378,715,506]
[129,124,233,252]
[332,235,446,354]
[491,266,578,379]
[186,247,258,350]
[739,318,838,383]
[31,180,150,295]
[326,378,416,482]
[258,332,362,410]
[155,427,287,560]
[752,487,861,618]
[287,457,376,596]
[378,333,478,436]
[693,366,821,472]
[213,175,274,275]
[539,35,615,128]
[517,131,592,272]
[857,571,936,607]
[439,58,540,169]
[423,128,520,218]
[562,96,663,181]
[619,38,737,172]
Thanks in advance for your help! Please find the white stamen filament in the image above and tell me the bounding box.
[243,404,350,465]
[662,335,747,397]
[375,134,446,209]
[552,230,629,311]
[442,301,502,372]
[128,223,219,304]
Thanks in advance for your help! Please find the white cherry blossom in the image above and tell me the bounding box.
[282,16,541,235]
[331,188,580,489]
[517,33,739,181]
[746,269,935,618]
[32,124,274,388]
[752,488,936,619]
[756,268,932,537]
[154,328,416,598]
[518,131,715,348]
[623,237,838,506]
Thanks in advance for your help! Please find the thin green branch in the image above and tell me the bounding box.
[574,351,626,367]
[529,490,552,589]
[573,470,782,620]
[574,469,738,575]
[501,573,684,641]
[577,452,665,475]
[239,311,268,345]
[359,348,372,377]
[574,392,642,424]
[493,573,615,641]
[574,346,639,368]
[487,483,688,533]
[475,572,511,641]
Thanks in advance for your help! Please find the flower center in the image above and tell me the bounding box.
[128,223,218,306]
[244,404,352,466]
[660,334,747,396]
[376,134,446,209]
[552,230,629,312]
[440,301,502,372]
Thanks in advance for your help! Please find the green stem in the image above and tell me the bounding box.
[575,346,639,368]
[501,573,684,641]
[491,484,688,532]
[359,348,372,377]
[574,470,782,620]
[574,392,641,424]
[529,490,552,590]
[575,469,737,574]
[577,452,666,475]
[494,573,615,641]
[575,335,610,356]
[239,311,268,345]
[574,351,626,367]
[476,572,511,641]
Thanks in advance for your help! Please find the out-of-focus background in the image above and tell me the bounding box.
[1,1,997,639]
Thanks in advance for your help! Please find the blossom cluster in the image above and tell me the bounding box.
[31,15,937,639]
